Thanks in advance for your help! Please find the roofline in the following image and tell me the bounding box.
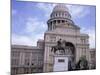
[11,44,42,50]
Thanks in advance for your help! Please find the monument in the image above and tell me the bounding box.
[51,39,75,71]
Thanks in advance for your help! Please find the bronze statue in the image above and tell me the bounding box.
[51,39,75,56]
[51,39,65,54]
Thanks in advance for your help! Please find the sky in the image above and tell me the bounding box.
[11,0,96,48]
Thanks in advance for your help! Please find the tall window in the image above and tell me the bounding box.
[81,38,86,44]
[25,59,30,66]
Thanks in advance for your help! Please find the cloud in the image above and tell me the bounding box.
[24,17,46,45]
[35,3,89,19]
[67,5,89,19]
[12,33,44,46]
[81,27,95,48]
[12,17,46,46]
[12,34,34,46]
[36,3,55,18]
[24,17,47,33]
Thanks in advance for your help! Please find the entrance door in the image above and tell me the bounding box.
[53,56,68,72]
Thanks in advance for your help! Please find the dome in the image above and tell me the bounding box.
[50,4,71,19]
[53,4,69,12]
[47,4,75,31]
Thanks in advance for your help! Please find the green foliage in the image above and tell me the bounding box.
[76,55,89,70]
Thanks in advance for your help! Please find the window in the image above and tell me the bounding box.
[56,13,57,17]
[91,52,95,58]
[12,59,19,65]
[13,68,17,74]
[24,68,29,74]
[62,13,64,17]
[58,59,65,62]
[11,51,20,57]
[62,20,64,23]
[84,48,86,54]
[50,36,56,42]
[65,13,67,16]
[25,52,30,58]
[81,38,86,44]
[53,20,56,24]
[25,59,30,66]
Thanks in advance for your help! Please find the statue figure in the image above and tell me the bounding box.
[51,39,74,55]
[57,39,62,46]
[51,39,65,54]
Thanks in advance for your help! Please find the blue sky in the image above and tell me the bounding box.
[12,0,96,48]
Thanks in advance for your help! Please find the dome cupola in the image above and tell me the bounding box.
[47,4,74,31]
[50,4,71,19]
[53,4,68,12]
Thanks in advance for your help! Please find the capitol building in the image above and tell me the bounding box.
[11,4,96,75]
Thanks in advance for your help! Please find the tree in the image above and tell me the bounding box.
[76,56,89,70]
